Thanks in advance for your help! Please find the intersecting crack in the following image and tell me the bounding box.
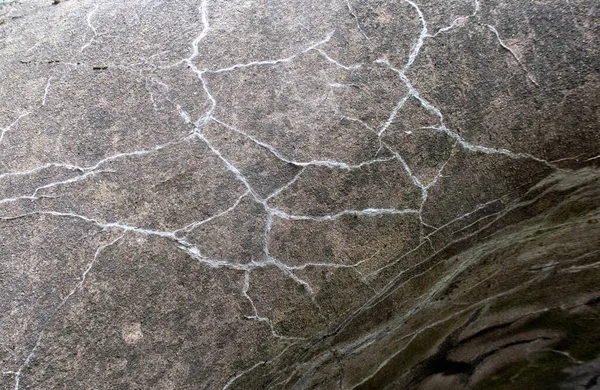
[0,0,561,370]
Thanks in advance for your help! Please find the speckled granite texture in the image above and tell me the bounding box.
[0,0,599,389]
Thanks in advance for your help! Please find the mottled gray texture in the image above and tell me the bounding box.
[0,0,599,389]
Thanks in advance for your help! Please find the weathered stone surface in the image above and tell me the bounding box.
[0,0,598,389]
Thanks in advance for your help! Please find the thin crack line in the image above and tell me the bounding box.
[80,4,99,52]
[212,117,397,170]
[10,234,124,390]
[485,24,539,87]
[203,32,334,74]
[345,0,370,40]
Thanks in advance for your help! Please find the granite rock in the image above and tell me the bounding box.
[0,0,599,389]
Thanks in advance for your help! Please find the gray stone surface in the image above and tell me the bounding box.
[0,0,599,389]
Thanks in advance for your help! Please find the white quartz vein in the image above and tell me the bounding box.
[266,168,306,201]
[403,0,427,72]
[316,49,362,70]
[212,118,393,170]
[80,4,99,52]
[485,24,539,87]
[0,112,29,145]
[427,0,480,37]
[345,0,370,40]
[242,271,304,341]
[1,76,56,148]
[0,163,82,181]
[222,342,299,390]
[176,190,251,233]
[375,58,557,170]
[41,77,52,107]
[204,32,334,74]
[270,208,419,222]
[376,93,411,137]
[0,137,191,205]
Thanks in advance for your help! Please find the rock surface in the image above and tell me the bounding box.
[0,0,599,389]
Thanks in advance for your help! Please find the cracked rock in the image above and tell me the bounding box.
[0,0,598,389]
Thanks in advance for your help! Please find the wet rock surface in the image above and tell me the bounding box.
[0,0,598,389]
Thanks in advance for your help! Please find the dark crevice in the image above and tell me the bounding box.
[585,375,600,389]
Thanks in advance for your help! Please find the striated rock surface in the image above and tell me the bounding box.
[0,0,598,389]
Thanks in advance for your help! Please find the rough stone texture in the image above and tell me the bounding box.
[0,0,599,389]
